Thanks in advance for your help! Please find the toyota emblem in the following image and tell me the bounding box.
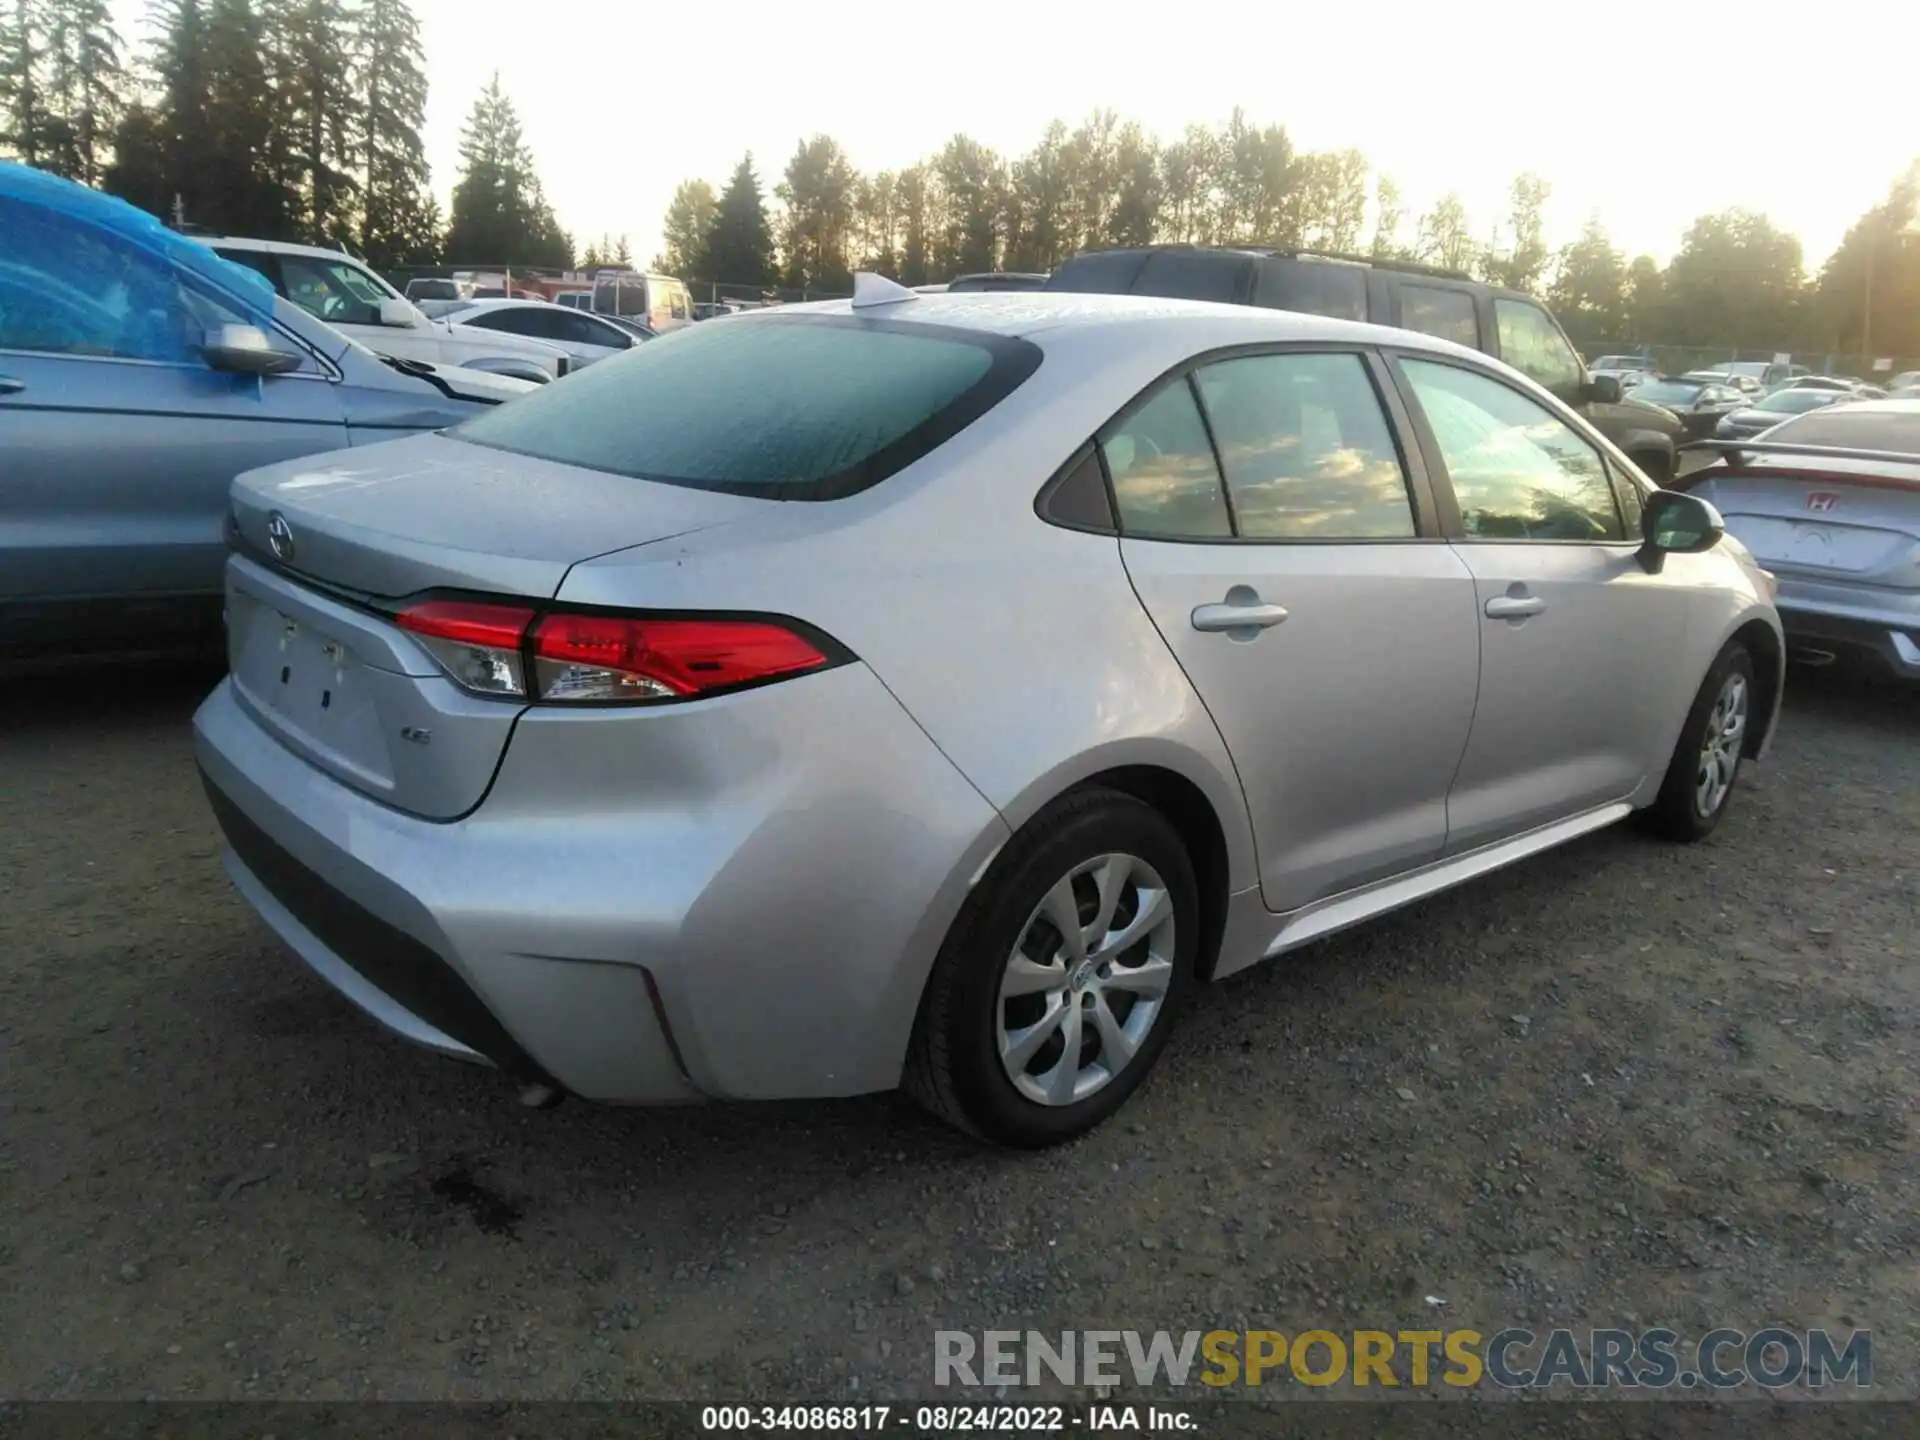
[266,511,296,562]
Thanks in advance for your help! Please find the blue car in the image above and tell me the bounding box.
[0,163,531,660]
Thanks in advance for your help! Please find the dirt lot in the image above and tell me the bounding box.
[1,661,1916,1407]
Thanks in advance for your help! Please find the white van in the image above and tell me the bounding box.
[589,270,694,331]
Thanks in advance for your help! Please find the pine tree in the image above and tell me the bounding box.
[704,153,776,289]
[102,100,172,216]
[201,0,293,234]
[146,0,211,221]
[269,0,357,241]
[0,0,47,165]
[445,74,568,267]
[37,0,125,184]
[355,0,435,266]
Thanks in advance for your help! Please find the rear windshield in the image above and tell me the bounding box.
[452,314,1042,500]
[1633,380,1706,406]
[1755,388,1840,414]
[1768,408,1920,451]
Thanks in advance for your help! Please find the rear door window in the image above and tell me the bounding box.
[1399,284,1479,349]
[1131,250,1249,304]
[1193,352,1416,539]
[1045,250,1152,294]
[1255,259,1368,321]
[465,307,556,339]
[454,315,1041,500]
[1101,378,1233,539]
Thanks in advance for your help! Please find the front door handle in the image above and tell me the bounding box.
[1485,594,1546,619]
[1192,585,1289,639]
[0,376,24,395]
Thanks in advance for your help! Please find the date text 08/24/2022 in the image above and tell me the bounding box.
[701,1406,1190,1432]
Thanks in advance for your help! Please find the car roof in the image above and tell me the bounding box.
[777,290,1483,355]
[452,298,574,313]
[203,234,378,262]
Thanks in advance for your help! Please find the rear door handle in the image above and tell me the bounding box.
[1485,595,1546,619]
[0,376,24,395]
[1192,586,1290,638]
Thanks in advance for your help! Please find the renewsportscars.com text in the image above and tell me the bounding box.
[934,1327,1872,1391]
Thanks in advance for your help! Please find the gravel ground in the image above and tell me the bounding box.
[1,660,1915,1410]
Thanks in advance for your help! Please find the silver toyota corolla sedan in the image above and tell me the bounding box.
[194,282,1785,1147]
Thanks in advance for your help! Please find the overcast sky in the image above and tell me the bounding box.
[110,0,1914,268]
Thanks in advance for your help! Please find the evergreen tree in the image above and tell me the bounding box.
[355,0,436,266]
[201,0,293,234]
[37,0,125,183]
[102,100,172,216]
[704,153,776,288]
[445,75,570,267]
[270,0,357,241]
[0,0,47,165]
[143,0,210,221]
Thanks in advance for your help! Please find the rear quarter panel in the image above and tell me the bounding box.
[555,322,1261,892]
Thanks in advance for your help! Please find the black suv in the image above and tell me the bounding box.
[1046,246,1684,482]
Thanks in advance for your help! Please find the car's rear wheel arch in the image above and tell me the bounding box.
[1065,765,1230,982]
[1733,617,1782,758]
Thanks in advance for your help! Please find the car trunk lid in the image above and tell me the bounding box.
[230,431,759,599]
[1684,458,1920,587]
[225,432,769,817]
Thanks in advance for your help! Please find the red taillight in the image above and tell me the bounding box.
[530,613,829,703]
[394,599,833,705]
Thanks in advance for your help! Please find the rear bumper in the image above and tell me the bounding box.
[194,666,1009,1103]
[1774,582,1920,679]
[1777,605,1920,679]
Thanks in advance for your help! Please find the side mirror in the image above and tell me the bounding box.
[201,324,302,376]
[378,297,421,328]
[1583,372,1624,405]
[1639,490,1725,573]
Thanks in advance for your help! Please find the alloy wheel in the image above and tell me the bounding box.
[1696,671,1749,816]
[995,852,1176,1107]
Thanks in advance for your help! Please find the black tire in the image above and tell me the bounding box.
[904,788,1200,1148]
[1637,642,1755,842]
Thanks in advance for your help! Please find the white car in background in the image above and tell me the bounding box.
[1588,354,1657,389]
[440,298,653,368]
[204,237,574,384]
